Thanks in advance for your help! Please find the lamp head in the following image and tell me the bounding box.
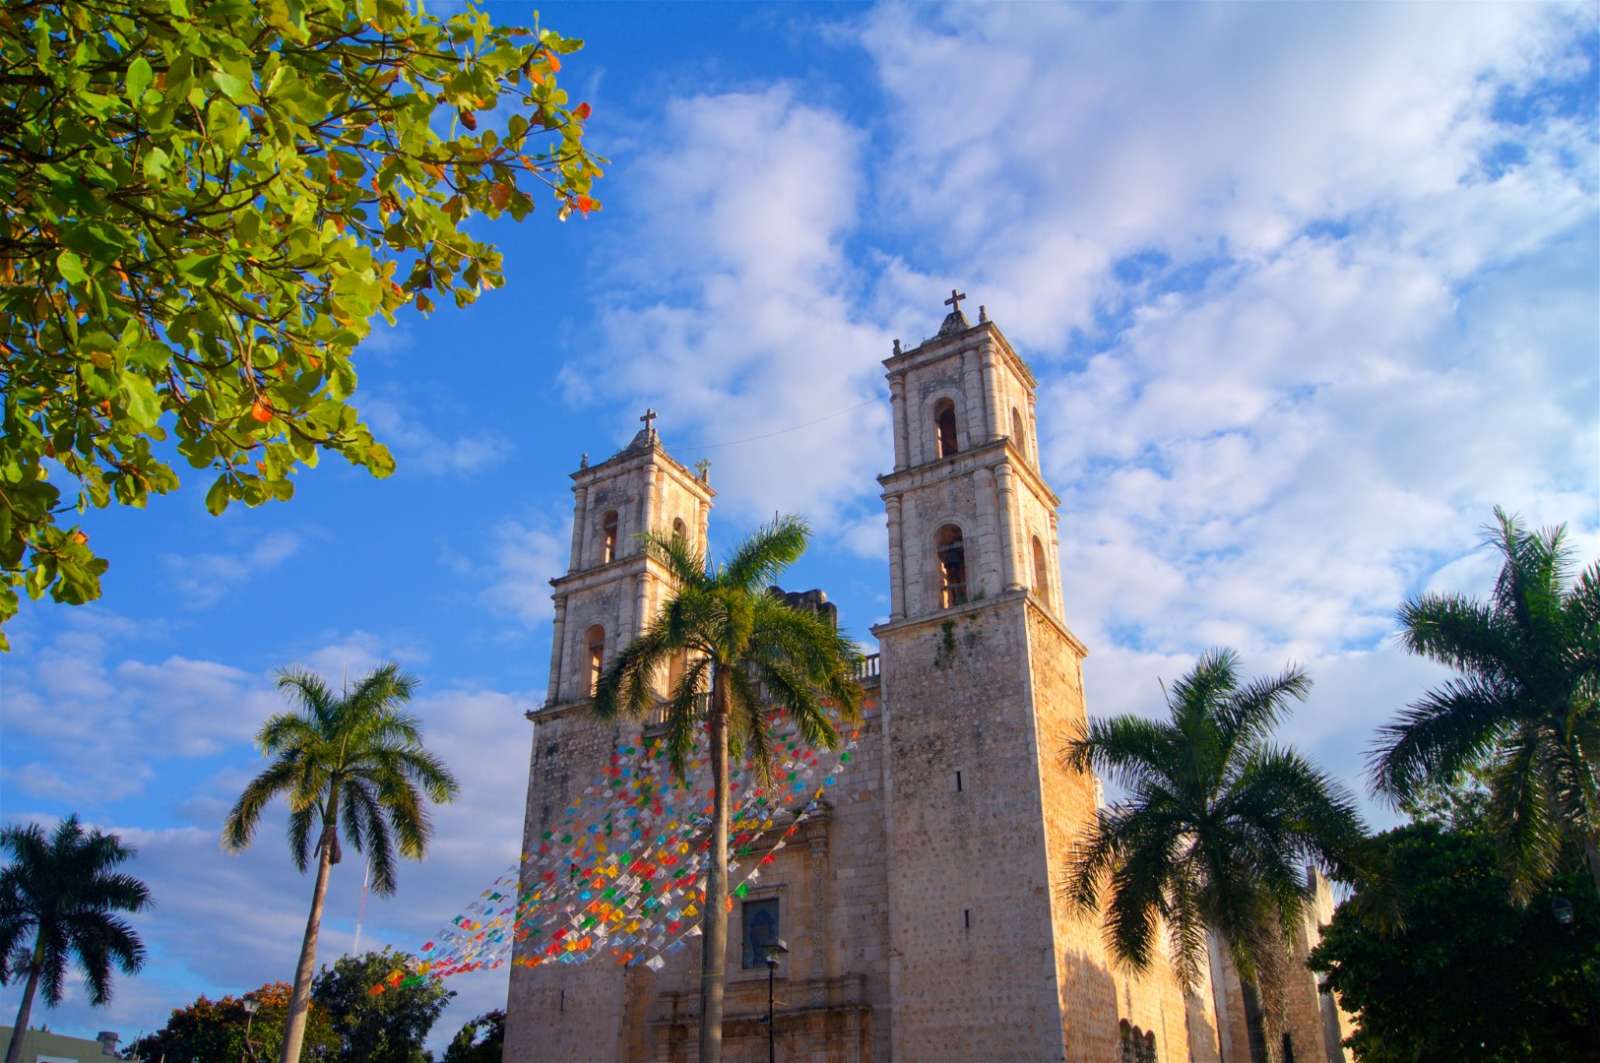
[763,938,790,968]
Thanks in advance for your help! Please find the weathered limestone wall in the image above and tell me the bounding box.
[504,708,636,1061]
[879,597,1070,1062]
[1207,871,1353,1063]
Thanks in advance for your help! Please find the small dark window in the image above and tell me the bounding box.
[955,770,963,792]
[934,399,959,458]
[601,510,619,563]
[586,625,605,695]
[1281,1033,1294,1063]
[741,897,780,969]
[936,524,967,607]
[963,908,970,929]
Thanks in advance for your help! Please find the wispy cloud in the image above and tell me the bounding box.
[361,396,513,476]
[161,532,302,610]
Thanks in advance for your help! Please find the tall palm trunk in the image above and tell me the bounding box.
[2,933,43,1063]
[280,827,335,1063]
[698,666,731,1063]
[1239,974,1272,1063]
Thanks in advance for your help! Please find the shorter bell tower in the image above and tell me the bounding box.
[504,414,715,1062]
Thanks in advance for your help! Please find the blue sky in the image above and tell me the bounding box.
[2,1,1596,1050]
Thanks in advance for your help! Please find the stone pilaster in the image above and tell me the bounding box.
[886,496,906,620]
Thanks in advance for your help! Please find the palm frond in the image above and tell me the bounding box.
[721,515,808,593]
[1216,664,1311,756]
[644,530,710,588]
[595,622,675,722]
[1368,676,1518,801]
[346,781,399,895]
[275,668,338,732]
[1397,593,1515,678]
[1063,715,1175,795]
[287,804,317,872]
[222,757,300,851]
[1486,722,1561,900]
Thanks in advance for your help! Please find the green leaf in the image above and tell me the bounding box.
[126,55,154,102]
[121,372,163,428]
[205,477,230,516]
[56,250,88,285]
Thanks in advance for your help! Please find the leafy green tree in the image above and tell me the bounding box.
[595,517,863,1063]
[0,816,150,1063]
[0,0,603,647]
[222,664,459,1063]
[124,980,339,1063]
[440,1007,503,1063]
[1309,823,1600,1063]
[1063,649,1364,1063]
[310,948,452,1063]
[1369,507,1600,897]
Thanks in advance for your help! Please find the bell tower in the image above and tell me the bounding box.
[544,410,714,709]
[881,290,1064,623]
[504,414,715,1061]
[874,297,1115,1061]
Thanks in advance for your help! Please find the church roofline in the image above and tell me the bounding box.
[570,433,715,501]
[882,318,1037,391]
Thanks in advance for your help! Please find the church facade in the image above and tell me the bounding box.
[502,302,1351,1062]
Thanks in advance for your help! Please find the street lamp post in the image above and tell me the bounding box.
[763,938,789,1063]
[241,998,260,1063]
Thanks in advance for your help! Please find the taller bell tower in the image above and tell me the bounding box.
[874,297,1120,1061]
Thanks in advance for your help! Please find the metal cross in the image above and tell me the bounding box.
[640,408,658,433]
[944,289,967,313]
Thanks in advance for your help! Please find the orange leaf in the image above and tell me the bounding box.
[250,399,273,423]
[573,102,591,120]
[546,51,562,72]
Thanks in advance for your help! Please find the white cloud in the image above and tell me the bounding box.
[362,395,513,476]
[160,532,302,610]
[480,519,569,628]
[561,86,894,525]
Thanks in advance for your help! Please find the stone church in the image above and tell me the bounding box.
[502,300,1352,1062]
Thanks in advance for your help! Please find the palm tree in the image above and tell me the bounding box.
[595,516,863,1063]
[1370,507,1600,898]
[0,816,150,1063]
[1063,649,1364,1063]
[223,663,459,1063]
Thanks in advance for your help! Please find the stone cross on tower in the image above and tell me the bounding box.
[640,408,658,435]
[938,288,971,336]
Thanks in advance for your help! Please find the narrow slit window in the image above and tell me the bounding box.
[956,770,963,792]
[936,524,967,608]
[586,625,605,696]
[963,908,970,929]
[934,398,959,458]
[1012,407,1027,453]
[1032,536,1049,598]
[601,510,619,563]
